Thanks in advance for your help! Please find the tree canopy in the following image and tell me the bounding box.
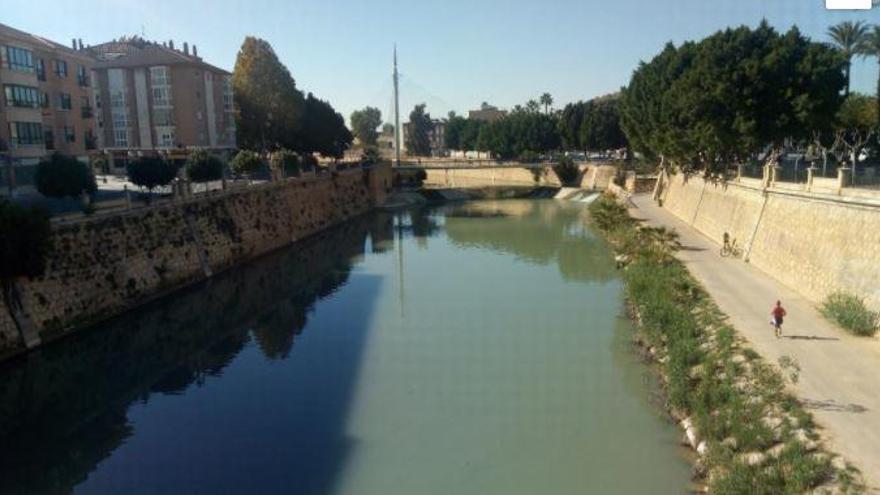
[558,94,627,152]
[127,156,178,193]
[350,107,382,147]
[619,22,846,171]
[233,37,351,158]
[232,37,303,152]
[406,104,434,156]
[299,93,352,159]
[34,153,97,199]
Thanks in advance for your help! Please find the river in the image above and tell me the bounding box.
[0,199,691,494]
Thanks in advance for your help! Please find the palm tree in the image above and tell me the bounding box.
[540,93,553,114]
[828,21,869,97]
[526,99,540,114]
[859,25,880,128]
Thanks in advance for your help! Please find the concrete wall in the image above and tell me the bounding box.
[660,172,880,311]
[419,163,617,190]
[0,165,391,359]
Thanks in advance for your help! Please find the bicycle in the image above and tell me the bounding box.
[720,238,742,258]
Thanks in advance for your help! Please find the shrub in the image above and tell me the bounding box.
[360,147,381,166]
[0,201,51,282]
[230,150,264,176]
[821,291,878,336]
[185,149,225,184]
[127,156,178,198]
[301,154,318,172]
[34,153,97,200]
[552,155,580,186]
[518,150,540,163]
[269,149,300,177]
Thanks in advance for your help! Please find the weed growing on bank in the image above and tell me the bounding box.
[821,292,879,337]
[588,194,863,494]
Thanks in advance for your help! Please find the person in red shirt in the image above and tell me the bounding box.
[771,300,787,338]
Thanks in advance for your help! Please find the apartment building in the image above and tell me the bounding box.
[0,22,97,190]
[402,118,447,157]
[87,37,235,170]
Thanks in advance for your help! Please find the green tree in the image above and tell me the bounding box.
[232,37,304,152]
[382,123,394,134]
[300,93,352,158]
[579,94,627,152]
[350,106,382,147]
[34,153,97,200]
[406,103,434,156]
[185,150,225,188]
[559,101,587,150]
[540,93,553,114]
[620,23,845,172]
[127,156,178,202]
[858,25,880,127]
[526,99,540,114]
[828,21,869,98]
[230,150,264,176]
[269,149,301,177]
[444,113,468,150]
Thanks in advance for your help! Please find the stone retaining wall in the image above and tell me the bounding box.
[0,165,391,359]
[659,172,880,310]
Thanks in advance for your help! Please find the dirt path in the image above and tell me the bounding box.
[629,193,880,490]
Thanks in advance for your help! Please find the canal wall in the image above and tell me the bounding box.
[659,172,880,310]
[0,165,392,359]
[420,163,617,189]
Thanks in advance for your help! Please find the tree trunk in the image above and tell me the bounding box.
[845,61,851,98]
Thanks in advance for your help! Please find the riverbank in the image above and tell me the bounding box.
[588,194,864,493]
[0,164,391,361]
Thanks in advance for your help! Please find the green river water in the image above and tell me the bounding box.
[0,199,691,494]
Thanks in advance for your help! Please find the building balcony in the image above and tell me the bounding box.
[85,135,97,150]
[81,106,94,118]
[77,75,90,87]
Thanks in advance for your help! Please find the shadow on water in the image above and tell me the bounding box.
[0,212,395,495]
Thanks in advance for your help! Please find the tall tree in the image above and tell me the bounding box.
[526,100,541,114]
[350,107,382,147]
[406,104,434,156]
[232,37,304,152]
[540,93,554,114]
[859,25,880,127]
[300,93,352,158]
[828,21,869,98]
[620,23,845,171]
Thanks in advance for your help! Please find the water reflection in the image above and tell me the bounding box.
[444,200,616,282]
[0,215,390,494]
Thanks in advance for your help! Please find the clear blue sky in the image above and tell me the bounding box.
[6,0,879,125]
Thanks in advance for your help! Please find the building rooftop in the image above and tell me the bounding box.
[0,22,93,61]
[87,36,230,75]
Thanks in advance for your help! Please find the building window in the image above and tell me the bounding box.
[222,77,233,112]
[95,93,102,109]
[39,92,48,108]
[44,129,55,150]
[5,46,34,72]
[4,85,40,108]
[76,65,89,86]
[149,66,170,86]
[156,128,175,147]
[113,128,128,147]
[152,86,172,107]
[8,122,43,146]
[36,59,46,81]
[111,110,128,129]
[153,108,174,126]
[56,93,72,110]
[109,90,126,108]
[54,59,68,77]
[64,125,76,143]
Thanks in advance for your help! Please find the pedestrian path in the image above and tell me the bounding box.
[630,194,880,490]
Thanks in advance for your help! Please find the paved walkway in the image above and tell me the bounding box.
[629,194,880,490]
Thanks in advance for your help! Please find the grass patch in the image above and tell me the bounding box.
[588,194,862,493]
[820,291,878,337]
